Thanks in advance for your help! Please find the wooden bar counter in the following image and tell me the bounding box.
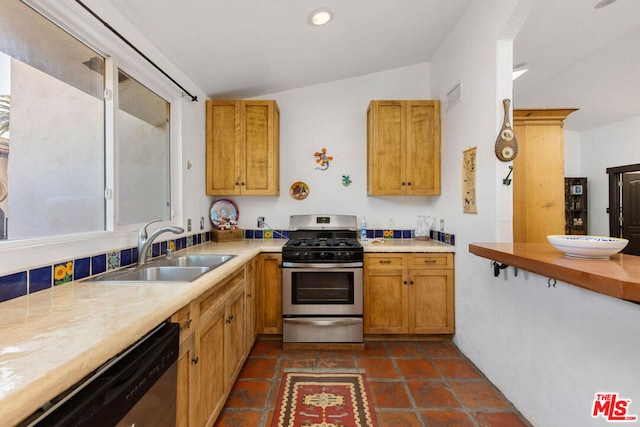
[469,242,640,303]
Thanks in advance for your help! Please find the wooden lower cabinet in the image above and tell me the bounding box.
[245,257,258,353]
[364,253,454,335]
[257,253,282,334]
[172,264,249,427]
[224,285,246,392]
[193,305,227,427]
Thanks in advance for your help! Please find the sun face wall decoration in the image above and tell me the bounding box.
[314,147,333,170]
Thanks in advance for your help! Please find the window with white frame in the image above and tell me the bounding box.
[0,0,172,241]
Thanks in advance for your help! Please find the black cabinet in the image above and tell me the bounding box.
[565,177,588,235]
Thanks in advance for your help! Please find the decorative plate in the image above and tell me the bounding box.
[209,199,239,229]
[290,181,309,200]
[547,235,628,259]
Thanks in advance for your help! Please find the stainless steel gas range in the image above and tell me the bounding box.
[281,214,364,344]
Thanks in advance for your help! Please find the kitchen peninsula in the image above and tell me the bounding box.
[469,242,640,303]
[0,238,453,426]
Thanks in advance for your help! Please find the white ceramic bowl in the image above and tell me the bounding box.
[547,235,629,259]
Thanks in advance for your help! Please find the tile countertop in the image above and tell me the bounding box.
[362,238,455,252]
[0,238,453,425]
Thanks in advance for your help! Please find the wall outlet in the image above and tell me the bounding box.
[187,218,192,232]
[200,217,205,230]
[440,219,445,231]
[257,216,265,228]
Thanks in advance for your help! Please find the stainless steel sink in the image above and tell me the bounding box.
[157,254,235,268]
[85,254,236,283]
[87,266,211,282]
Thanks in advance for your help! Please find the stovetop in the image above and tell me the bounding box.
[285,237,362,249]
[283,215,363,263]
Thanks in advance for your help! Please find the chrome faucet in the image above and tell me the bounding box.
[137,219,185,266]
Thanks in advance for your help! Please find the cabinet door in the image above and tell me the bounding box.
[206,100,241,195]
[364,268,407,334]
[405,101,440,195]
[409,269,454,334]
[368,101,406,194]
[225,286,245,391]
[192,306,226,427]
[245,257,258,353]
[171,305,195,427]
[175,334,194,427]
[241,101,279,195]
[258,253,282,334]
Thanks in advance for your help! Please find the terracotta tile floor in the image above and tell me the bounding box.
[214,340,532,427]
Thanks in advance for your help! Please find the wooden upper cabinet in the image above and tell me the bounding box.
[206,100,280,196]
[367,100,441,195]
[512,108,577,243]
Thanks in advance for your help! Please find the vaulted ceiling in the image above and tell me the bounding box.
[105,0,640,132]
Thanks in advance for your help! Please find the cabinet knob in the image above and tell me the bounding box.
[407,182,412,186]
[410,281,414,285]
[235,181,240,186]
[241,182,245,186]
[403,281,408,285]
[401,182,406,186]
[192,356,199,364]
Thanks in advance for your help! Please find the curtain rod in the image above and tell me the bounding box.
[75,0,198,102]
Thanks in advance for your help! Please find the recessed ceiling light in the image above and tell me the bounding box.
[308,7,334,26]
[595,0,618,9]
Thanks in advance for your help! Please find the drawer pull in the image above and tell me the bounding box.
[423,259,437,263]
[379,260,392,264]
[192,356,199,364]
[180,318,193,330]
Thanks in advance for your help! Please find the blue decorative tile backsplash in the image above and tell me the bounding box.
[242,228,455,244]
[0,231,212,303]
[0,272,27,302]
[0,228,456,303]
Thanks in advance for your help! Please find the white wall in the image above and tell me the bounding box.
[579,115,640,236]
[564,129,582,177]
[237,63,439,232]
[430,1,640,426]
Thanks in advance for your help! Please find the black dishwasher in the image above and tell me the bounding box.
[19,322,179,427]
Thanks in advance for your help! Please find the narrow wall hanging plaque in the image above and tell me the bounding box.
[463,147,477,214]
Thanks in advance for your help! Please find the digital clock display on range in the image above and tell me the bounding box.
[316,216,331,224]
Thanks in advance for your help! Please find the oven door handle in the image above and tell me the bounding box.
[283,318,362,327]
[282,262,363,268]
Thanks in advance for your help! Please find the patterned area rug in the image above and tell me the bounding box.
[272,372,379,427]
